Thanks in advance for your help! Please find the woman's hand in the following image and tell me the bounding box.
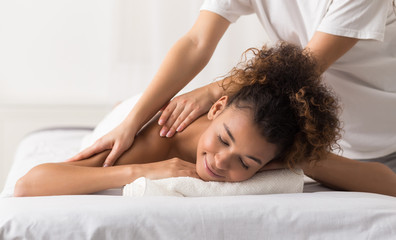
[158,82,223,138]
[136,158,200,180]
[67,121,136,167]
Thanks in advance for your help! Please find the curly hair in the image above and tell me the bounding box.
[222,42,341,168]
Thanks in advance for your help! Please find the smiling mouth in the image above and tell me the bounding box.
[204,155,224,178]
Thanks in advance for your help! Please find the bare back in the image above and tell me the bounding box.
[63,113,209,168]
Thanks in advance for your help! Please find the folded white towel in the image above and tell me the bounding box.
[123,169,304,197]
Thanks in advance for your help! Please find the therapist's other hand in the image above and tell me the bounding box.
[67,122,135,167]
[158,86,215,138]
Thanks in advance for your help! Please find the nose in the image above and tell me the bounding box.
[214,152,232,170]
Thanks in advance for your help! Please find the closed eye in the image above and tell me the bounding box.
[218,135,249,170]
[217,135,229,146]
[239,157,249,170]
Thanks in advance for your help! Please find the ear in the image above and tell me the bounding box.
[207,96,228,120]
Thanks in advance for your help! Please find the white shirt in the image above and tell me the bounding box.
[201,0,396,159]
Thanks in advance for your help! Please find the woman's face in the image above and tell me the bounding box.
[196,96,278,182]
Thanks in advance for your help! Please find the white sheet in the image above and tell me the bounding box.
[1,129,396,240]
[1,193,396,239]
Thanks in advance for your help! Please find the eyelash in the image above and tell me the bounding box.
[218,135,229,146]
[217,135,249,169]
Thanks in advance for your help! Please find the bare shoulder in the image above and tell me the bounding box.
[115,114,174,165]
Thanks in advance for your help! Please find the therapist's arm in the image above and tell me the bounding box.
[131,10,230,131]
[305,31,359,73]
[303,153,396,197]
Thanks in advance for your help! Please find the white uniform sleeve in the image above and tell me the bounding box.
[200,0,254,23]
[317,0,392,41]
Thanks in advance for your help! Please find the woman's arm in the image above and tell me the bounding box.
[14,158,198,197]
[303,153,396,197]
[14,118,199,197]
[14,163,133,196]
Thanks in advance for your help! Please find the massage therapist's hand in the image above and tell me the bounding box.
[136,158,200,180]
[67,121,135,167]
[158,82,222,138]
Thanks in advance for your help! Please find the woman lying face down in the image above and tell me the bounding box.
[14,43,340,196]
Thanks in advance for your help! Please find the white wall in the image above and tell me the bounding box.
[0,0,269,190]
[0,0,115,105]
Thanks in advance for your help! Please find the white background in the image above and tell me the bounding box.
[0,0,269,189]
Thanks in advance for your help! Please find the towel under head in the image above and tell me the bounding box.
[123,168,304,197]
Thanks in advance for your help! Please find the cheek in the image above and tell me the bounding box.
[199,131,218,153]
[196,131,220,181]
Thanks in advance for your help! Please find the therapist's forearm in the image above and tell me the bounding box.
[303,153,396,197]
[123,11,230,133]
[124,36,215,132]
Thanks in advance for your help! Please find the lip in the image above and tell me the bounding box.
[204,155,224,178]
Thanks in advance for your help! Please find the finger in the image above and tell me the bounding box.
[159,125,169,138]
[175,109,202,133]
[167,109,201,137]
[163,104,184,129]
[158,102,177,126]
[165,128,176,138]
[161,106,185,137]
[169,108,193,134]
[102,143,125,167]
